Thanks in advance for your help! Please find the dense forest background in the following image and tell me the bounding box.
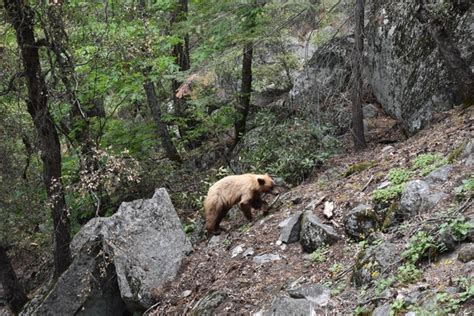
[0,0,472,315]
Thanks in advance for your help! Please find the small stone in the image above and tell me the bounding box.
[279,212,303,244]
[231,244,244,258]
[458,243,474,263]
[182,290,192,298]
[382,146,394,153]
[243,248,255,257]
[424,165,453,184]
[276,240,282,246]
[377,181,391,189]
[253,254,281,264]
[208,235,221,248]
[291,197,303,205]
[363,103,379,118]
[373,304,390,316]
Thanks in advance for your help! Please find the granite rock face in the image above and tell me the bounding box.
[365,1,473,133]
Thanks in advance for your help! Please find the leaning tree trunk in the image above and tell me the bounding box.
[144,80,182,163]
[416,0,474,106]
[4,0,72,278]
[0,245,28,315]
[351,0,367,151]
[234,42,254,145]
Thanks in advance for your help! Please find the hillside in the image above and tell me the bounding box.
[149,107,473,315]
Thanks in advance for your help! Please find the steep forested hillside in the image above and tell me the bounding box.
[0,0,472,315]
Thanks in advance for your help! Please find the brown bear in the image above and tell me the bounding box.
[204,173,275,235]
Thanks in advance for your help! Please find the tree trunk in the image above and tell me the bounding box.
[234,42,254,145]
[351,0,367,151]
[144,80,182,163]
[416,1,474,106]
[0,246,28,315]
[46,4,92,144]
[4,0,72,278]
[171,0,193,143]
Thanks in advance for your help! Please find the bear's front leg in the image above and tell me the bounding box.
[239,201,253,221]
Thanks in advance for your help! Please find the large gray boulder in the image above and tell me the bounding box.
[26,188,191,314]
[300,211,340,253]
[365,1,473,133]
[399,180,448,218]
[21,239,127,316]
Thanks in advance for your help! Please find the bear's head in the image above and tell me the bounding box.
[257,174,275,193]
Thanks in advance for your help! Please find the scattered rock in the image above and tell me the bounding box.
[467,217,474,242]
[192,291,228,315]
[372,303,390,316]
[352,242,400,286]
[266,296,314,316]
[207,235,221,248]
[462,140,474,167]
[344,204,380,241]
[399,180,431,218]
[287,284,330,306]
[424,165,453,184]
[279,212,303,244]
[182,290,192,298]
[458,243,474,263]
[300,211,340,253]
[231,244,245,258]
[381,146,394,153]
[323,201,334,219]
[291,197,303,205]
[377,181,391,189]
[253,254,282,264]
[243,248,255,257]
[363,103,379,118]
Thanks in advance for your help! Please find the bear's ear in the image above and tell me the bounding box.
[257,177,266,186]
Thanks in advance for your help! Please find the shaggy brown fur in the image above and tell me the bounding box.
[204,174,275,235]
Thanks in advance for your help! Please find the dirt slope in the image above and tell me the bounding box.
[150,107,473,315]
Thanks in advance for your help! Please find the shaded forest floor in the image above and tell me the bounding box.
[150,106,473,315]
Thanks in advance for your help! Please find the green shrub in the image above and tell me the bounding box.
[387,168,411,185]
[239,111,339,184]
[397,263,422,284]
[309,245,329,263]
[401,231,437,263]
[372,184,404,204]
[412,153,447,175]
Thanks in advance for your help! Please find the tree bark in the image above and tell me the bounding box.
[171,0,194,144]
[0,246,28,315]
[4,0,72,278]
[144,80,182,163]
[235,42,254,145]
[416,1,474,106]
[351,0,367,151]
